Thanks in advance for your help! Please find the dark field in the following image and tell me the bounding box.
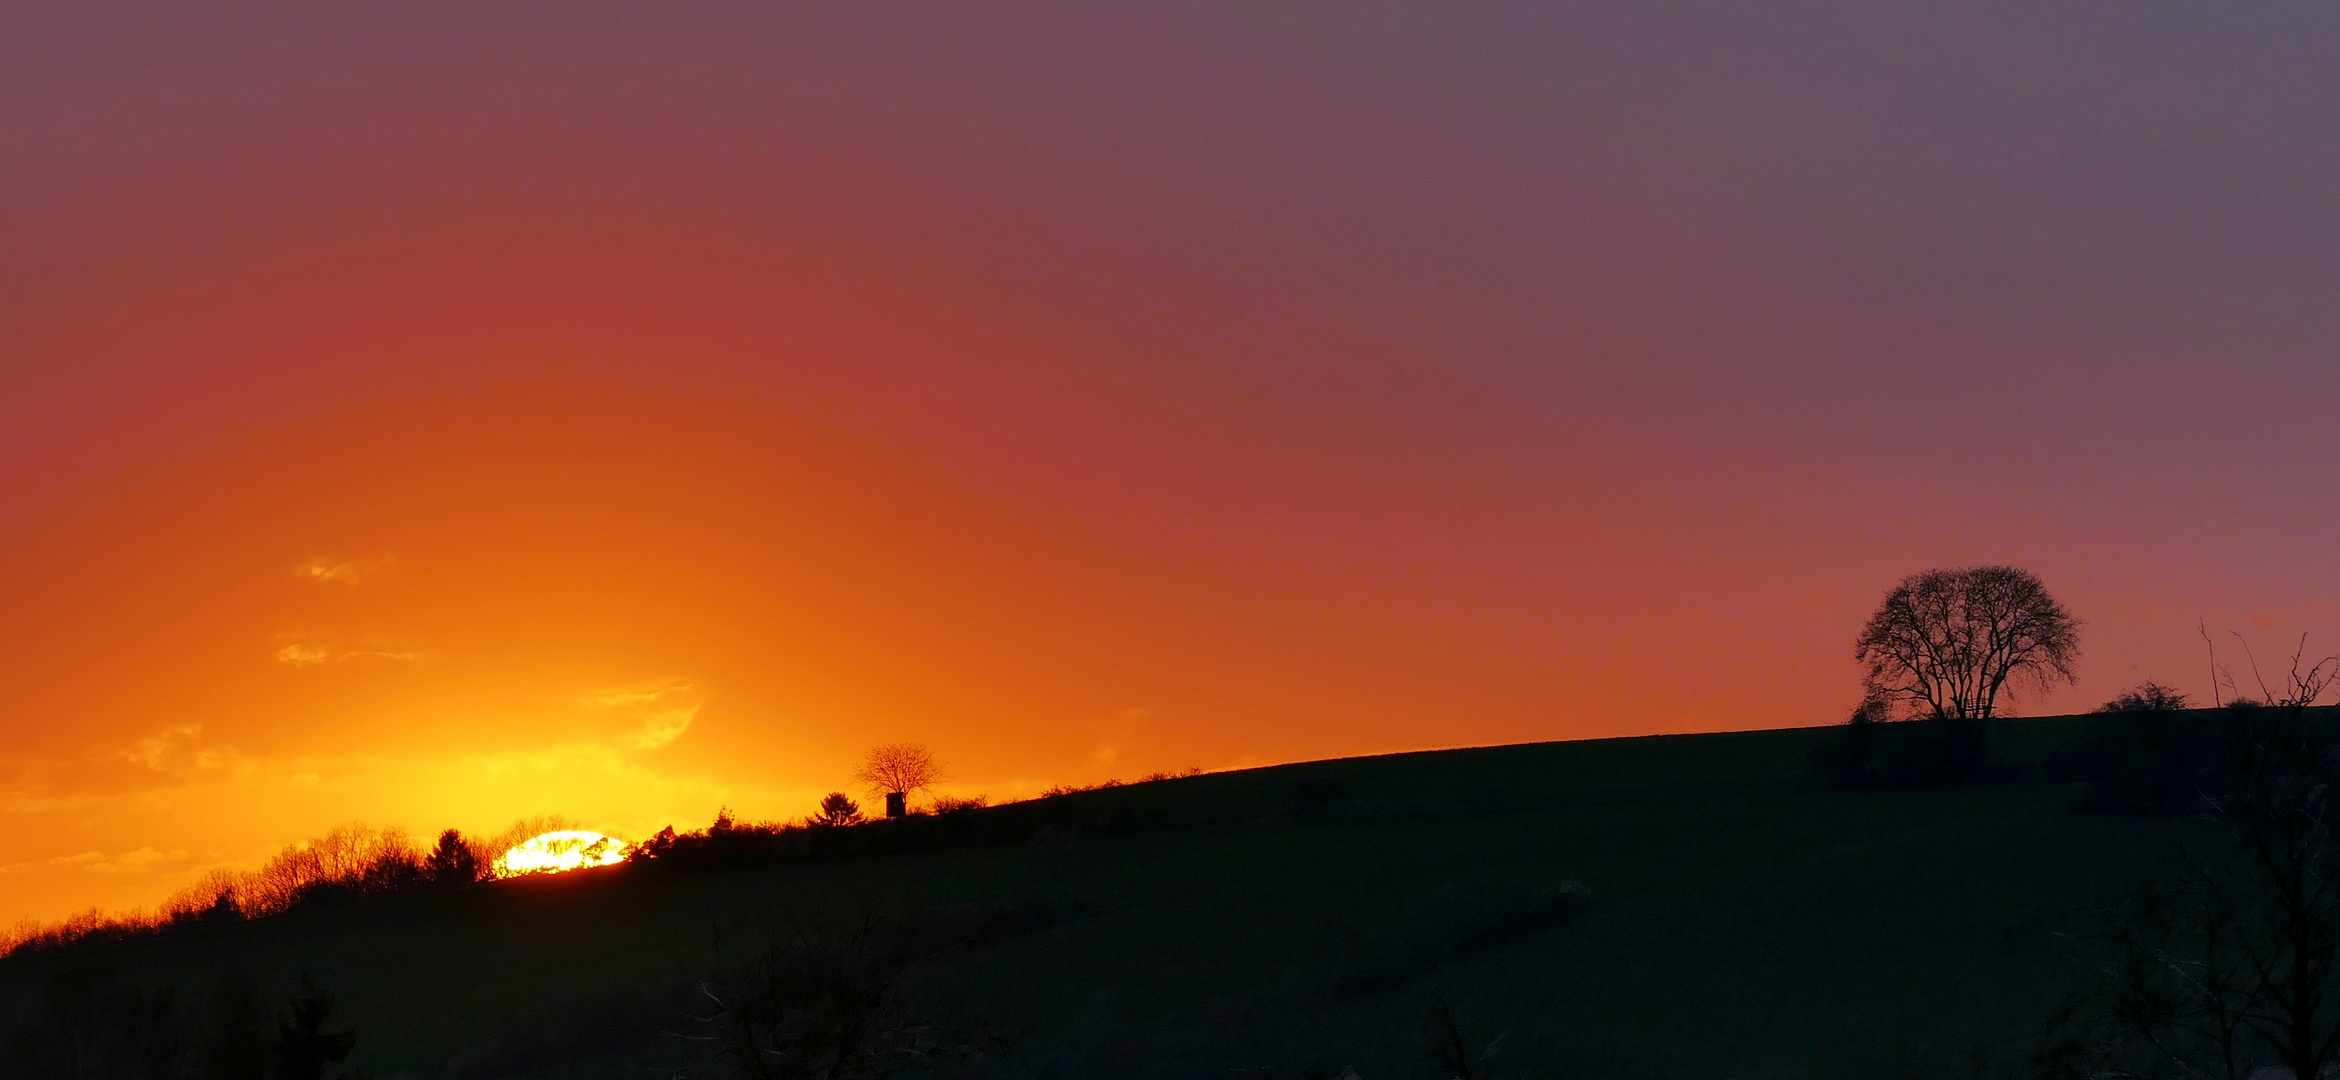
[0,720,2195,1079]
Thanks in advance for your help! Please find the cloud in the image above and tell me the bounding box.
[582,682,701,751]
[0,846,188,876]
[626,711,697,751]
[295,555,394,585]
[276,644,333,666]
[0,726,265,815]
[274,641,421,667]
[1092,707,1152,768]
[123,725,205,771]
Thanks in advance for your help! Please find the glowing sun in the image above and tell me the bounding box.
[494,830,629,877]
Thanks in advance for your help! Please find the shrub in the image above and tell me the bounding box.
[2045,684,2224,816]
[1806,695,2004,789]
[809,793,867,828]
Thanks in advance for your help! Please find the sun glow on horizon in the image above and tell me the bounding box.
[493,830,629,877]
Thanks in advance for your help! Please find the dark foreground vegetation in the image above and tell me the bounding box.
[19,568,2326,1077]
[8,967,364,1080]
[0,710,2252,1080]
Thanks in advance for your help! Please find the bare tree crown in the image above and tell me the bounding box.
[1854,565,2080,721]
[853,743,944,797]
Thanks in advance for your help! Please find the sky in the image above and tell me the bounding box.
[3,0,2338,924]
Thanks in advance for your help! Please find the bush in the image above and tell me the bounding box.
[1806,697,2001,789]
[2044,684,2223,816]
[809,793,867,828]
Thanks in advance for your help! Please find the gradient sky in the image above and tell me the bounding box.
[4,1,2338,924]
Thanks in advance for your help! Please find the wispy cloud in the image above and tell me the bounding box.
[0,726,263,815]
[274,640,422,667]
[294,555,394,585]
[0,847,189,876]
[582,682,701,751]
[1093,707,1152,768]
[626,712,697,751]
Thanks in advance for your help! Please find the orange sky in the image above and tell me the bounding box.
[7,2,2340,923]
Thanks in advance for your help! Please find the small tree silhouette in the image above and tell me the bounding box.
[274,973,357,1080]
[809,793,866,828]
[425,828,480,886]
[853,745,944,818]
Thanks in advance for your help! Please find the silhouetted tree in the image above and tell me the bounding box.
[426,828,481,886]
[1855,565,2081,722]
[2049,642,2340,1079]
[853,745,944,818]
[275,973,357,1080]
[635,825,680,860]
[809,793,865,828]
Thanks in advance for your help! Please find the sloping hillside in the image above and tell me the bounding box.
[0,720,2189,1079]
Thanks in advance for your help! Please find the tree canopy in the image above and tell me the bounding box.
[853,744,944,798]
[1853,565,2080,721]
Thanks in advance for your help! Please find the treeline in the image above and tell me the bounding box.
[630,770,1204,872]
[0,816,573,960]
[0,768,1212,961]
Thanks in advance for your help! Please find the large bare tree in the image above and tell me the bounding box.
[1854,565,2080,721]
[853,744,944,817]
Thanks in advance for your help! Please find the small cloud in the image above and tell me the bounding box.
[84,847,186,874]
[277,644,334,667]
[0,851,101,875]
[582,682,701,751]
[626,709,698,750]
[0,847,188,876]
[122,725,203,771]
[275,640,421,667]
[295,555,394,585]
[583,685,693,710]
[1093,707,1151,767]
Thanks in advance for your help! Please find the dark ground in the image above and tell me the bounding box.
[0,719,2192,1079]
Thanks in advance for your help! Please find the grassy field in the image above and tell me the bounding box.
[0,719,2199,1079]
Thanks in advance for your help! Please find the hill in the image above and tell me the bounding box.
[0,719,2194,1079]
